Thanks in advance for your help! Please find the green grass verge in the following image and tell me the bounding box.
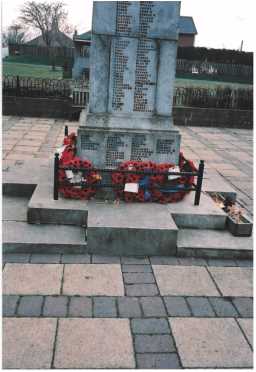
[3,62,63,79]
[175,78,252,89]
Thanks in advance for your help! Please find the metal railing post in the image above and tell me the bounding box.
[64,125,68,136]
[194,160,204,206]
[54,153,59,200]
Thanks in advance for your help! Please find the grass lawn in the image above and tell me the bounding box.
[175,77,252,89]
[3,62,63,79]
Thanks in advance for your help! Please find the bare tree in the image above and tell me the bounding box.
[3,23,27,46]
[19,1,70,48]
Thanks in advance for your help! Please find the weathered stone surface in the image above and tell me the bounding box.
[168,192,226,229]
[186,297,215,317]
[136,353,181,369]
[30,254,61,263]
[54,318,135,368]
[2,295,19,316]
[237,318,253,349]
[69,297,92,317]
[153,265,219,296]
[3,221,87,254]
[135,334,175,353]
[3,253,30,263]
[3,196,28,221]
[3,263,63,295]
[150,256,179,265]
[178,229,253,259]
[164,296,191,317]
[209,267,253,297]
[27,181,88,226]
[131,318,170,334]
[126,284,158,297]
[87,202,178,256]
[232,298,253,318]
[61,254,91,263]
[93,297,117,317]
[209,297,239,317]
[118,297,142,318]
[121,264,152,273]
[17,295,43,316]
[140,297,166,317]
[63,264,124,296]
[92,255,120,263]
[170,317,253,368]
[121,256,150,265]
[3,318,57,369]
[43,296,68,317]
[123,272,155,284]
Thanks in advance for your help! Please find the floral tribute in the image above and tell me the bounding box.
[57,133,197,203]
[58,132,101,199]
[112,153,197,204]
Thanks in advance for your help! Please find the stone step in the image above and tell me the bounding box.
[177,228,253,259]
[27,182,88,226]
[86,201,178,256]
[167,192,227,230]
[3,221,87,254]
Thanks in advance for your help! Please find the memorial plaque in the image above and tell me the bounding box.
[78,1,181,170]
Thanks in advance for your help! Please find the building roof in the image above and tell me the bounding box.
[179,16,197,35]
[26,31,74,48]
[74,16,197,43]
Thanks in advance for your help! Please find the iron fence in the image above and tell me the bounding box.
[3,75,253,110]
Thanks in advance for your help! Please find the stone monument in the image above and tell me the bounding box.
[77,1,181,168]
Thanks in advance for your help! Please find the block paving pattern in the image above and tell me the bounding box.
[2,254,253,369]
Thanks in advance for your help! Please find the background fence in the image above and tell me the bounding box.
[176,59,253,84]
[2,75,253,110]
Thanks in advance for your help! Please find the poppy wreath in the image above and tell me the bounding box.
[58,133,101,200]
[112,152,197,203]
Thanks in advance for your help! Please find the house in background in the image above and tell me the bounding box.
[26,21,74,48]
[178,16,197,47]
[72,30,91,79]
[72,16,197,79]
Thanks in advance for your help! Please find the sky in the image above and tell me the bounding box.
[1,0,255,52]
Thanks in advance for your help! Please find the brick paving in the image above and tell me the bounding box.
[2,255,253,368]
[2,117,253,369]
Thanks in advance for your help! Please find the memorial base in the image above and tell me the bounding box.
[77,110,181,169]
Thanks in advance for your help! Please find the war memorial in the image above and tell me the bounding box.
[2,1,253,369]
[3,1,253,258]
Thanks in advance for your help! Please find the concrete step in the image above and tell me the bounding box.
[167,192,227,230]
[3,221,87,254]
[27,182,88,226]
[3,196,29,222]
[86,201,178,256]
[177,228,253,259]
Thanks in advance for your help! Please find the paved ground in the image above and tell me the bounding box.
[2,254,253,369]
[2,116,253,216]
[2,116,254,368]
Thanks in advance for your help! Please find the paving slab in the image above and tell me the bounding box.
[177,229,253,259]
[169,317,253,368]
[237,318,253,349]
[3,318,57,369]
[167,192,226,229]
[3,263,63,295]
[63,264,124,296]
[3,221,87,254]
[54,318,135,368]
[153,265,220,296]
[2,159,51,196]
[87,201,178,256]
[208,267,253,297]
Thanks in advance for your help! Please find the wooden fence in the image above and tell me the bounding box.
[3,75,253,110]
